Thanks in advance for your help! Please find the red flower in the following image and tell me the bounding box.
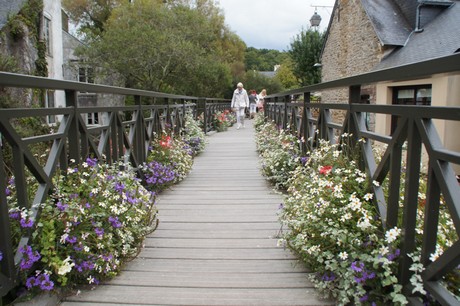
[319,165,333,175]
[160,135,172,148]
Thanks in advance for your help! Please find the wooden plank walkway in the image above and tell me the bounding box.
[61,120,333,306]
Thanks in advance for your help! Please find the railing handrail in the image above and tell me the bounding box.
[266,53,460,98]
[0,71,198,100]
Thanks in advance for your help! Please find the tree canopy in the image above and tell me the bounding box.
[288,28,324,86]
[245,47,288,72]
[77,0,245,97]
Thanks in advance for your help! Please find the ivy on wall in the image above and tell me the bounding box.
[5,0,47,77]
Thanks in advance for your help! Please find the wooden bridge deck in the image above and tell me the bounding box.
[61,120,333,306]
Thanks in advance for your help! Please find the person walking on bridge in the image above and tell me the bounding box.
[231,82,249,129]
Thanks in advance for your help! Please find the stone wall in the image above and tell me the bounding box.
[320,0,385,129]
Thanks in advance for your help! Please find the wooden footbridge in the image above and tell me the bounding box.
[60,120,332,306]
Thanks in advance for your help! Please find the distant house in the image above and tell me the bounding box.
[321,0,460,160]
[1,0,124,124]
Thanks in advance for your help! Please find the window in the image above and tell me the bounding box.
[87,112,99,125]
[78,67,94,83]
[77,66,98,125]
[391,85,432,133]
[45,90,56,124]
[43,17,52,56]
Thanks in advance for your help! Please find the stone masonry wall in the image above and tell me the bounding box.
[320,0,384,128]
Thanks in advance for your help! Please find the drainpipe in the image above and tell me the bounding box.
[415,3,424,33]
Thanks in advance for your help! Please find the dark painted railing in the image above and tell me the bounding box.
[264,53,460,305]
[0,72,230,302]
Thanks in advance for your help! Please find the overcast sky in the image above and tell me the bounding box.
[217,0,335,51]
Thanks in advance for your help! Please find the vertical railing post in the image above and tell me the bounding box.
[302,92,311,153]
[346,85,361,149]
[134,95,146,165]
[198,98,207,134]
[284,95,289,130]
[399,119,422,288]
[0,143,15,302]
[65,90,80,164]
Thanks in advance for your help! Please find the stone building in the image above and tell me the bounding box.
[1,0,124,124]
[320,0,460,168]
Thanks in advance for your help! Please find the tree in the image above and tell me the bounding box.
[78,0,243,97]
[242,70,283,97]
[274,58,299,90]
[245,47,288,71]
[288,28,324,86]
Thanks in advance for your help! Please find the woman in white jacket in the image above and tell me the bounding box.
[231,82,249,129]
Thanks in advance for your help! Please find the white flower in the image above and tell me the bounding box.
[87,275,95,284]
[364,193,373,201]
[60,233,69,244]
[84,246,90,253]
[385,227,401,243]
[373,180,380,187]
[57,257,75,275]
[379,246,389,255]
[338,251,348,260]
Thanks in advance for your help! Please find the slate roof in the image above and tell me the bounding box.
[0,0,28,29]
[361,0,412,46]
[374,1,460,70]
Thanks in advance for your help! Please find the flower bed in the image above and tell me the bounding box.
[255,118,459,305]
[5,112,207,299]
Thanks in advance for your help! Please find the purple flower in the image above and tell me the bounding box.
[86,157,98,167]
[359,294,369,302]
[5,187,11,196]
[387,249,401,261]
[19,245,41,270]
[66,236,77,244]
[114,182,125,193]
[300,156,309,165]
[56,201,68,212]
[321,272,336,282]
[0,251,3,261]
[37,274,54,291]
[108,216,122,228]
[278,203,284,210]
[9,210,20,220]
[95,228,104,237]
[351,261,364,273]
[20,218,34,228]
[25,276,38,289]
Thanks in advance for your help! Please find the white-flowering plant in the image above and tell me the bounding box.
[255,120,301,189]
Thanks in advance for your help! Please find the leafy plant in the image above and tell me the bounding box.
[7,158,157,295]
[255,120,301,189]
[182,110,207,156]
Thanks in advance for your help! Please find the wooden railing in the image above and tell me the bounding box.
[264,53,460,305]
[0,72,230,301]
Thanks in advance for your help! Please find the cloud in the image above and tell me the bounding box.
[217,0,335,51]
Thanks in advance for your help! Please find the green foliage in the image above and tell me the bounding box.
[274,57,300,90]
[241,70,283,97]
[35,41,48,77]
[78,0,243,97]
[245,47,288,71]
[289,28,324,86]
[6,0,43,41]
